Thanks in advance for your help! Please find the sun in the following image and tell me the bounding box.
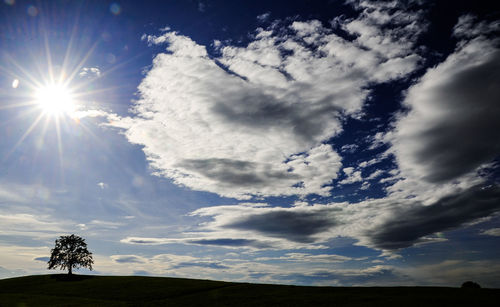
[34,83,76,116]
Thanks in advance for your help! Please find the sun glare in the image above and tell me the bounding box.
[35,84,76,116]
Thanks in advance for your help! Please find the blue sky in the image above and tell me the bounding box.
[1,0,499,287]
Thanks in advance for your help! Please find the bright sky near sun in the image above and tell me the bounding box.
[0,0,499,287]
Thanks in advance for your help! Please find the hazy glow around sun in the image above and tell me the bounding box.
[35,84,76,116]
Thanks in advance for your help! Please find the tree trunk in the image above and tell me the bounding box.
[68,266,72,275]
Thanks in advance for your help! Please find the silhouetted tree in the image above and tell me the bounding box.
[48,234,93,275]
[461,281,481,289]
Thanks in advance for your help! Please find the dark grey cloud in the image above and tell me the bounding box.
[412,51,500,182]
[191,184,500,251]
[188,238,274,249]
[178,158,299,187]
[33,257,50,262]
[392,37,500,183]
[367,184,500,250]
[211,89,345,142]
[225,210,339,243]
[125,238,158,244]
[112,255,145,264]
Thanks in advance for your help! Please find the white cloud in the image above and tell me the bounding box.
[97,182,108,189]
[0,182,51,204]
[358,156,383,168]
[111,4,424,199]
[365,169,384,180]
[339,167,363,185]
[0,213,68,238]
[453,15,500,39]
[360,181,370,190]
[79,67,101,78]
[340,144,359,153]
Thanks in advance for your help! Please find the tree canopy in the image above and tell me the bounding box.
[48,234,94,275]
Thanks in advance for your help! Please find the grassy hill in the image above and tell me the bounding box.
[0,274,498,306]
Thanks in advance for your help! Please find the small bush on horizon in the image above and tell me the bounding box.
[461,281,481,289]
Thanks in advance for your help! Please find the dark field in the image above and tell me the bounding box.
[0,274,498,306]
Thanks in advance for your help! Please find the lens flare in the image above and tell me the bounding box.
[35,84,76,116]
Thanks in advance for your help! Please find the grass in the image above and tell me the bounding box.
[0,274,498,306]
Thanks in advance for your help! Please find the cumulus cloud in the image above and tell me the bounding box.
[388,20,500,184]
[180,184,500,251]
[79,67,101,78]
[338,167,363,185]
[363,185,500,250]
[111,2,424,199]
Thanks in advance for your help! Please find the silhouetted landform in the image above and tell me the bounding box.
[461,281,481,289]
[0,275,498,306]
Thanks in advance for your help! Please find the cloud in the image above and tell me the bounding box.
[256,253,353,263]
[453,15,500,39]
[184,184,500,251]
[400,259,500,288]
[97,182,108,189]
[120,237,173,245]
[0,213,68,238]
[365,169,384,180]
[172,262,228,270]
[111,2,424,199]
[272,265,405,286]
[362,185,500,250]
[338,167,363,185]
[388,22,500,184]
[187,238,274,249]
[480,228,500,237]
[340,144,359,153]
[79,67,101,78]
[87,219,123,229]
[33,257,50,262]
[256,12,271,22]
[225,210,338,243]
[111,255,146,264]
[197,1,206,12]
[0,182,51,204]
[121,236,278,249]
